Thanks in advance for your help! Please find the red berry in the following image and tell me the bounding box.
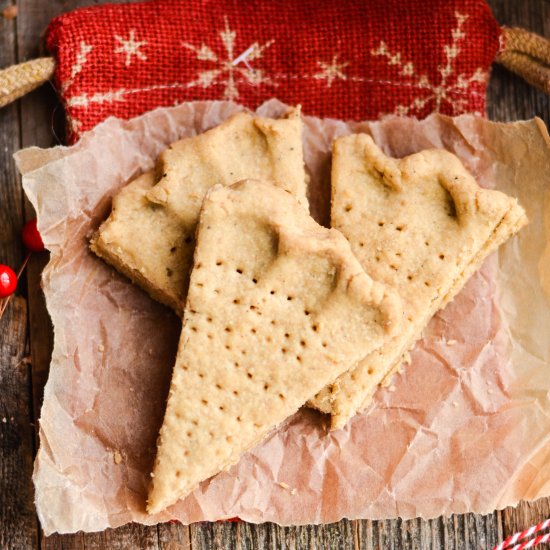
[0,265,17,298]
[22,218,44,252]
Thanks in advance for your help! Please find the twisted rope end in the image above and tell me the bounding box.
[0,57,55,108]
[496,26,550,95]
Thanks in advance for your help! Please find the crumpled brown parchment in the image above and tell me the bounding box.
[15,99,550,535]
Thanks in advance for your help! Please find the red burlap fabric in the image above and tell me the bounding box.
[46,0,501,143]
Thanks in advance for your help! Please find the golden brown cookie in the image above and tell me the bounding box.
[91,109,307,314]
[308,134,528,429]
[147,179,401,513]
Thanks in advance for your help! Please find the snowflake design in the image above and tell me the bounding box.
[61,41,93,94]
[182,17,275,100]
[314,55,349,87]
[114,30,147,67]
[371,12,486,116]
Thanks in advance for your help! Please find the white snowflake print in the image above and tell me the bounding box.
[114,30,147,67]
[182,17,275,100]
[314,55,349,87]
[371,12,486,116]
[60,40,95,130]
[61,41,93,93]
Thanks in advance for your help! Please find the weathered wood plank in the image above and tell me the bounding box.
[187,520,359,550]
[0,1,39,548]
[352,513,502,550]
[0,6,25,270]
[42,524,161,550]
[315,520,356,549]
[156,521,191,550]
[237,521,276,549]
[0,297,37,549]
[190,521,239,550]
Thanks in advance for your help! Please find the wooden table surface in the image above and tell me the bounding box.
[1,0,549,548]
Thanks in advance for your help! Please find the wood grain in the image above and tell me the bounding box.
[0,4,38,550]
[488,0,550,126]
[0,0,548,548]
[0,294,38,550]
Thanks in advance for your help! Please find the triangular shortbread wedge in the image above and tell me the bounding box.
[147,180,402,513]
[308,134,528,429]
[91,109,307,315]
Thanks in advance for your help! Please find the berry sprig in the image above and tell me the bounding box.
[0,218,45,319]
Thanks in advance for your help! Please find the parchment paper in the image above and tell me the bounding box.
[16,100,550,535]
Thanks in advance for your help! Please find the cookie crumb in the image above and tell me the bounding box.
[98,344,105,352]
[277,481,297,494]
[113,450,123,464]
[446,339,457,346]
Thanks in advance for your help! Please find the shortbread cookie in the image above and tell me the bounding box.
[308,134,527,429]
[90,171,195,312]
[91,109,307,315]
[147,180,402,513]
[147,108,308,215]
